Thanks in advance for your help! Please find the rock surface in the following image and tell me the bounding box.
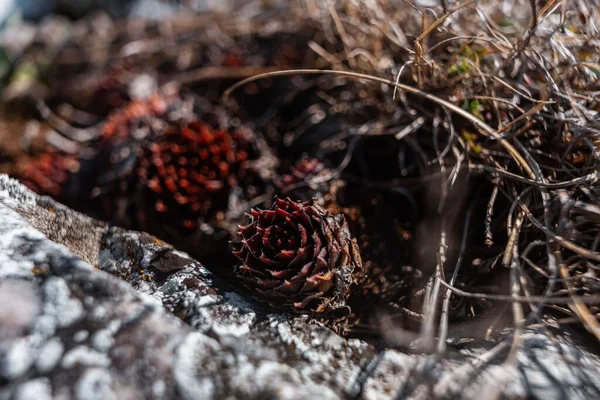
[1,173,600,399]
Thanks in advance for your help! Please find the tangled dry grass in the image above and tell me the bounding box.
[1,0,600,376]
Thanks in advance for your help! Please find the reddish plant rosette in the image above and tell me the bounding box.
[137,120,256,231]
[233,198,362,313]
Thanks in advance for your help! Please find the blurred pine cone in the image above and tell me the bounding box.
[27,89,278,261]
[233,197,362,313]
[137,120,262,232]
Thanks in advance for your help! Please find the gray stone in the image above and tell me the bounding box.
[1,173,600,399]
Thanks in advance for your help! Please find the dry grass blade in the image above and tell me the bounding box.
[415,0,478,43]
[559,263,600,341]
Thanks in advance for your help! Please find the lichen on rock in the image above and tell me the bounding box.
[1,174,600,399]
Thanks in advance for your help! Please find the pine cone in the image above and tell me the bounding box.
[233,198,362,313]
[137,121,259,231]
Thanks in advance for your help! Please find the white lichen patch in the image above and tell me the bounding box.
[515,332,600,398]
[0,338,35,380]
[42,277,84,329]
[0,280,40,339]
[13,378,52,400]
[457,364,525,400]
[193,293,220,308]
[361,350,421,400]
[194,293,257,338]
[136,289,165,308]
[91,329,114,353]
[268,314,365,393]
[173,332,218,400]
[347,338,371,353]
[31,315,57,339]
[97,249,120,274]
[73,330,89,343]
[75,368,116,400]
[61,346,111,369]
[152,380,167,398]
[271,315,333,365]
[233,359,339,400]
[0,207,43,279]
[35,338,64,373]
[203,309,253,338]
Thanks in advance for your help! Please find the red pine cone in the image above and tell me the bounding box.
[233,198,362,313]
[19,151,79,197]
[137,121,256,231]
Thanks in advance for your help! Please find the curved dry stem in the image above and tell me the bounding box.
[222,68,536,179]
